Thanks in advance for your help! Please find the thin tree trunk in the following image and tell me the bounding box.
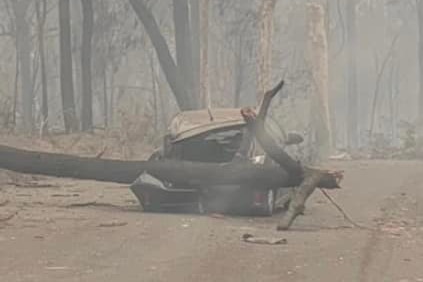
[417,1,423,125]
[346,0,358,149]
[129,0,195,110]
[257,0,276,101]
[103,67,108,128]
[109,70,115,126]
[12,38,19,127]
[149,54,159,132]
[190,0,201,103]
[234,35,244,107]
[80,0,94,132]
[200,0,210,108]
[13,0,33,132]
[36,0,48,135]
[308,3,332,158]
[369,33,400,138]
[59,0,78,133]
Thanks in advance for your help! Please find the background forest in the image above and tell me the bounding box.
[0,0,421,159]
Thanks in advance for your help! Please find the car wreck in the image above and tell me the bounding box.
[0,79,342,230]
[130,108,283,216]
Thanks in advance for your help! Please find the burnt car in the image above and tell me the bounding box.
[130,108,285,216]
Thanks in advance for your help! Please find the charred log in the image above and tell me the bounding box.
[0,144,339,189]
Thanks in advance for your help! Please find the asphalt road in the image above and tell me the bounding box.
[1,160,423,282]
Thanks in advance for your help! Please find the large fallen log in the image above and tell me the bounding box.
[0,144,339,189]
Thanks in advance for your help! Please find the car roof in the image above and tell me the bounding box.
[168,108,248,143]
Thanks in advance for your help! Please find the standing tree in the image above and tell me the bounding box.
[308,3,332,158]
[12,0,33,132]
[200,0,210,108]
[128,0,200,110]
[173,0,198,109]
[190,0,201,105]
[417,1,423,125]
[346,0,359,149]
[257,0,277,100]
[58,0,78,133]
[80,0,94,132]
[35,0,48,134]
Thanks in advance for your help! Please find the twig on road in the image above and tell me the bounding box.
[319,188,373,231]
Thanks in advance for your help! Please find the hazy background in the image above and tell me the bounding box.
[0,0,420,157]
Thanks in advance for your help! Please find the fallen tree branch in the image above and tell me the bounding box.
[240,78,342,230]
[277,170,323,230]
[319,188,370,230]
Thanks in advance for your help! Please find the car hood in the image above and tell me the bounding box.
[168,108,248,143]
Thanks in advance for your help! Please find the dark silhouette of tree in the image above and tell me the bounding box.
[58,0,78,132]
[80,0,94,131]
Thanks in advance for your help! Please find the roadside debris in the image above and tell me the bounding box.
[98,220,128,228]
[242,233,287,245]
[209,213,225,219]
[45,266,70,271]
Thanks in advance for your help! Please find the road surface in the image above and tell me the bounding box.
[1,160,423,282]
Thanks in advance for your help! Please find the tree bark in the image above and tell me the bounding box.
[234,34,244,107]
[173,0,197,108]
[200,0,210,108]
[12,0,33,132]
[190,0,201,105]
[307,3,332,158]
[129,0,196,110]
[80,0,94,132]
[417,1,423,125]
[59,0,78,133]
[346,0,359,149]
[257,0,276,101]
[242,79,302,175]
[276,170,323,230]
[36,0,48,135]
[0,144,339,189]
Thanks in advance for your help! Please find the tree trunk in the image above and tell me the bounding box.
[13,0,33,132]
[103,67,109,128]
[129,0,196,110]
[0,144,339,189]
[346,0,359,149]
[307,3,332,158]
[241,78,342,230]
[277,170,323,230]
[200,0,210,108]
[190,0,201,105]
[234,34,244,107]
[59,0,78,133]
[257,0,276,101]
[80,0,94,132]
[173,0,197,109]
[417,1,423,125]
[36,0,48,135]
